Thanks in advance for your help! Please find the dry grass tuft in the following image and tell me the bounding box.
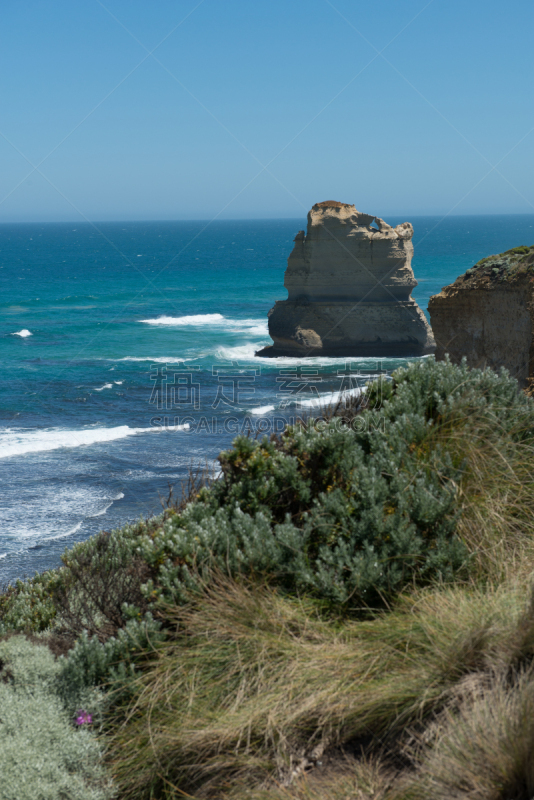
[428,411,534,584]
[404,669,534,800]
[233,755,395,800]
[107,574,534,799]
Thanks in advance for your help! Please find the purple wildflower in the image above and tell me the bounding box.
[75,710,93,726]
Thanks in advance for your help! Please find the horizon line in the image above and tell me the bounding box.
[1,211,534,226]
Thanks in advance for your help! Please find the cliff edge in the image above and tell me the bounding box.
[256,201,435,358]
[428,245,534,387]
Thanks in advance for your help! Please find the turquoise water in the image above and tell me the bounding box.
[1,215,533,582]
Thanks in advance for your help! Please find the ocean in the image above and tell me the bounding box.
[1,214,533,584]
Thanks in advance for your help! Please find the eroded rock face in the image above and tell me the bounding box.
[428,245,534,387]
[256,201,435,357]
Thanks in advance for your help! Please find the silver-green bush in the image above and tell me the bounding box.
[0,636,113,800]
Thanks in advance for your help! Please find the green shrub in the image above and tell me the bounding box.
[0,517,159,637]
[140,358,534,609]
[3,357,534,631]
[57,613,165,712]
[0,569,61,634]
[0,636,113,800]
[2,357,534,686]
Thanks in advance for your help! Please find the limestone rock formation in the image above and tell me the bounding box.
[256,201,435,358]
[428,245,534,387]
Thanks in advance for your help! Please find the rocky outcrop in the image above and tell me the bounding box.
[256,201,435,358]
[428,245,534,387]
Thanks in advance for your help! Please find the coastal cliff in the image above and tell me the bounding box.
[256,200,435,358]
[428,245,534,387]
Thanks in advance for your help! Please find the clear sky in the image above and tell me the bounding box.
[1,0,533,222]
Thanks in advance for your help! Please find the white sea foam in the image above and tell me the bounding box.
[141,313,225,325]
[88,492,125,518]
[214,342,416,369]
[113,381,123,385]
[228,323,268,336]
[215,342,365,365]
[88,505,110,518]
[0,425,189,459]
[250,405,275,415]
[11,329,32,337]
[140,314,268,337]
[45,521,83,541]
[246,389,362,416]
[295,387,363,408]
[116,357,194,364]
[94,383,113,391]
[0,487,128,560]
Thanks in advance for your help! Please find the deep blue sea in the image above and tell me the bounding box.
[1,215,533,584]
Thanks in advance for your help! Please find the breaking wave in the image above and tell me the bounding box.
[140,314,268,336]
[0,425,190,459]
[141,313,225,325]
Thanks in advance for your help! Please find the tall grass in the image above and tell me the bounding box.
[107,575,534,799]
[422,406,534,584]
[401,668,534,800]
[232,757,393,800]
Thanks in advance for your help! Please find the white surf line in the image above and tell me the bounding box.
[141,313,225,325]
[250,405,276,415]
[87,491,125,518]
[0,424,190,459]
[140,314,268,336]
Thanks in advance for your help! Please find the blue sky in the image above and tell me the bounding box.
[1,0,533,221]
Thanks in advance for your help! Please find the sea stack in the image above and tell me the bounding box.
[428,245,534,387]
[256,201,435,358]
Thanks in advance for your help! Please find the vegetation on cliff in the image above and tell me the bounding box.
[459,243,534,286]
[2,357,534,799]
